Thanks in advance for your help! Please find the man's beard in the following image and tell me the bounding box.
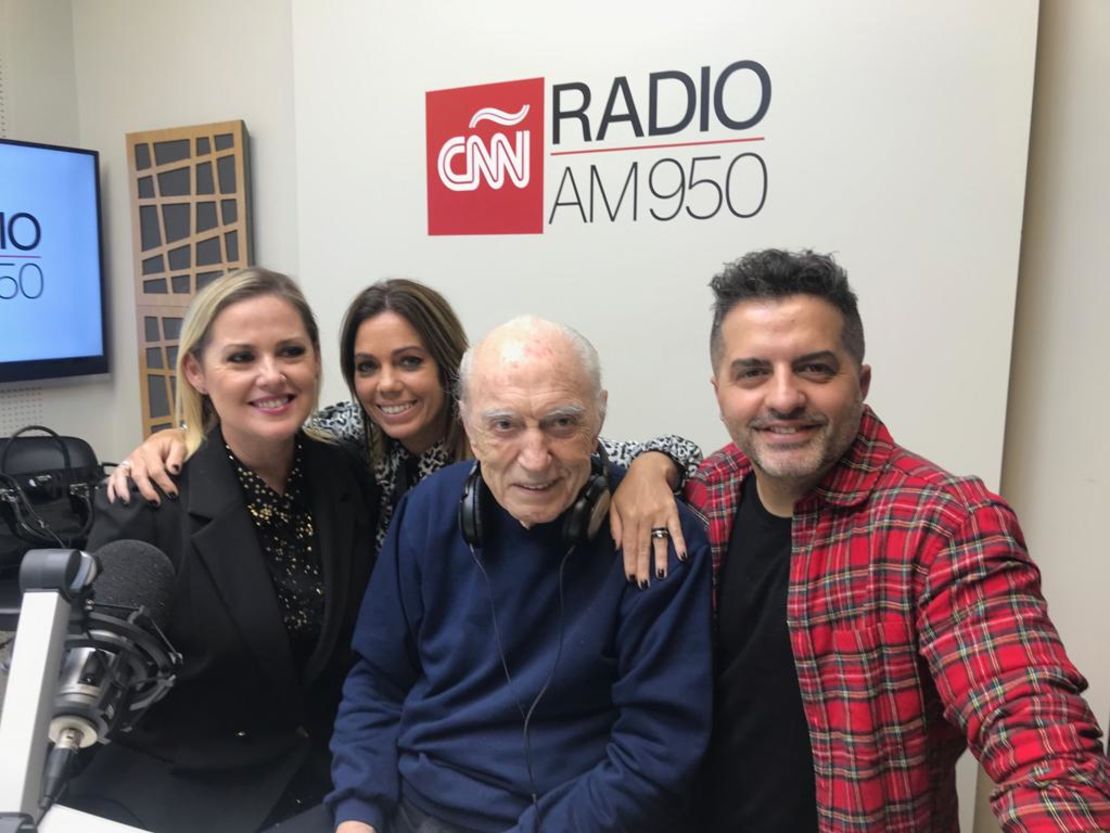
[739,403,863,488]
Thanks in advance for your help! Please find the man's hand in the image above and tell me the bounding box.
[609,451,687,586]
[105,428,187,505]
[336,822,376,833]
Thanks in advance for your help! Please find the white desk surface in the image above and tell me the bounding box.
[40,804,150,832]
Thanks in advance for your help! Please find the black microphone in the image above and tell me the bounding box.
[40,540,180,808]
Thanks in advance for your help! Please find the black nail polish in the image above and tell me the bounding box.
[639,579,649,590]
[147,500,160,508]
[656,568,665,580]
[626,574,635,584]
[678,551,688,562]
[167,491,179,501]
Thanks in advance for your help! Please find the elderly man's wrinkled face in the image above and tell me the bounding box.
[463,328,604,528]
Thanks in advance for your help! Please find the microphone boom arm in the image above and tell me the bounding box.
[0,545,179,829]
[0,551,88,827]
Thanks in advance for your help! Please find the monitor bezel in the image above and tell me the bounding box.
[0,137,109,384]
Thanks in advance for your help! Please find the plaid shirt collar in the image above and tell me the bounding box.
[801,406,891,509]
[688,406,895,608]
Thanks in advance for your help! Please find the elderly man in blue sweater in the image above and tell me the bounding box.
[326,316,713,833]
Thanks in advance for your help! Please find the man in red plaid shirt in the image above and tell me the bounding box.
[685,249,1110,832]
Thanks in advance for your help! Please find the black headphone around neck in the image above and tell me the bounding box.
[458,449,611,550]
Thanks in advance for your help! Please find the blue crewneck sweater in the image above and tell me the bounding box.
[328,461,712,833]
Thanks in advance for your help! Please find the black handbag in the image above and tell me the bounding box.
[0,425,108,570]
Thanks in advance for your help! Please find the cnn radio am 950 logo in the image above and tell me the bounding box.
[425,62,771,236]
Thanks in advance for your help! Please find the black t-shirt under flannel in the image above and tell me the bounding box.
[703,474,817,832]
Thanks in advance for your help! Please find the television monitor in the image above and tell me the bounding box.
[0,138,108,383]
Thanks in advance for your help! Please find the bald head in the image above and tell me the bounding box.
[458,316,605,420]
[458,316,608,526]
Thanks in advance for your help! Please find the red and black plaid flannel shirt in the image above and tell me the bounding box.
[685,407,1110,832]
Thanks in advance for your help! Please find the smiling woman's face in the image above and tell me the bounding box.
[183,294,320,458]
[352,311,448,455]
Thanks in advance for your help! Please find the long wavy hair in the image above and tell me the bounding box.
[338,279,470,465]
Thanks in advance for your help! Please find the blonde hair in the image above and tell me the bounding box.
[174,268,322,458]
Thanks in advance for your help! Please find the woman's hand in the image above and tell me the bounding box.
[609,451,687,587]
[106,429,187,504]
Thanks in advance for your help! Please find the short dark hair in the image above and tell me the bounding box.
[709,249,864,369]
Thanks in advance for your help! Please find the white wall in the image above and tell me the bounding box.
[290,0,1037,497]
[0,0,78,140]
[0,1,117,444]
[974,1,1110,829]
[0,0,299,461]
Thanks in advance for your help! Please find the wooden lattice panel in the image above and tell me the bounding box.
[135,307,183,434]
[126,121,253,436]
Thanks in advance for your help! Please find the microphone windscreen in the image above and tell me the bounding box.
[92,540,175,630]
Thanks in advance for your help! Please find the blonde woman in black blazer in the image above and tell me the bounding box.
[64,269,377,833]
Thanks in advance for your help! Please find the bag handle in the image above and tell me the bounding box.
[0,425,94,548]
[0,424,74,477]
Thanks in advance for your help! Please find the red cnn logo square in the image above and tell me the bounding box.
[426,78,545,236]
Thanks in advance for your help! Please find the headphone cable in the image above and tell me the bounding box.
[468,543,574,833]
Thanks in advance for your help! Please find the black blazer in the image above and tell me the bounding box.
[64,428,377,833]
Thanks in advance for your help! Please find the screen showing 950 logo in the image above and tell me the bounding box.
[0,143,104,363]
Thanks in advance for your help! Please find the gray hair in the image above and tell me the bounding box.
[457,315,606,421]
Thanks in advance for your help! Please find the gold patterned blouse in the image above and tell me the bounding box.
[227,437,323,672]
